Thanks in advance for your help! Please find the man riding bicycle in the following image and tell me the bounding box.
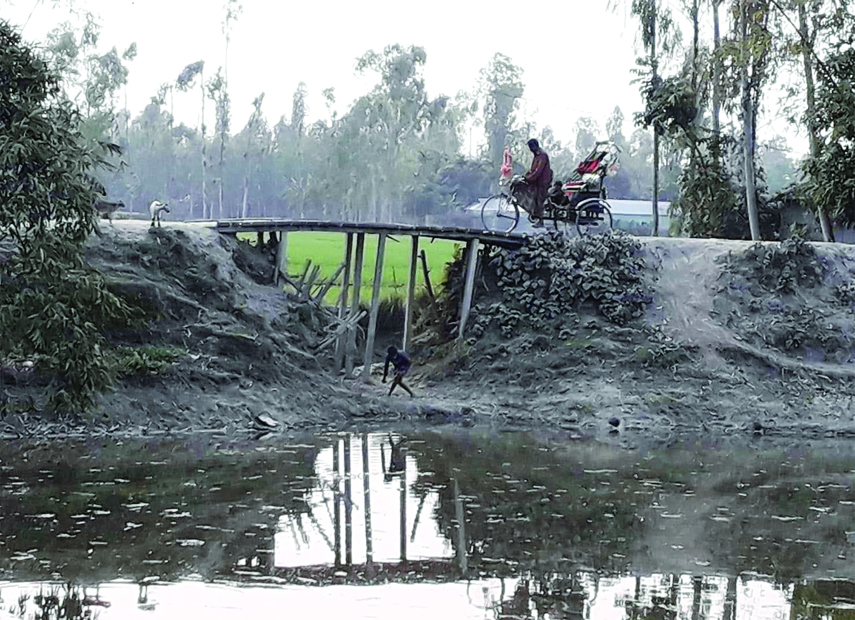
[511,139,553,228]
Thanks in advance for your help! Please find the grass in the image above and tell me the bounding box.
[239,231,462,305]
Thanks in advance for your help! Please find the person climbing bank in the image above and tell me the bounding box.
[383,346,414,397]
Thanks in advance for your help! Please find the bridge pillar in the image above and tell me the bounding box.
[346,233,365,377]
[275,232,288,287]
[335,233,354,370]
[458,238,481,339]
[361,232,387,382]
[403,235,419,353]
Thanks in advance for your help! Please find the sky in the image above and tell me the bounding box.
[6,0,808,157]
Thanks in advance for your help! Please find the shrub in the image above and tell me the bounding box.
[0,20,133,415]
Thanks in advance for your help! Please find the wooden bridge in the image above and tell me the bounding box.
[214,219,527,380]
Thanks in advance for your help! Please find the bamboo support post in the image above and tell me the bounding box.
[315,310,366,352]
[362,433,373,567]
[453,477,468,574]
[304,264,321,297]
[275,232,288,286]
[312,262,346,303]
[403,235,419,353]
[256,232,264,249]
[419,249,435,301]
[333,438,341,567]
[457,239,480,339]
[361,233,387,382]
[344,434,352,566]
[334,234,354,368]
[346,234,366,376]
[410,493,427,543]
[296,258,311,291]
[400,456,407,563]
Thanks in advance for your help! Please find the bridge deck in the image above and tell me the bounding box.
[214,218,526,248]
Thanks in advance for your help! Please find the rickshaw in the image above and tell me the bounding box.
[481,141,621,236]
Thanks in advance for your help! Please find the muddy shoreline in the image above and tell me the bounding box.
[3,221,854,448]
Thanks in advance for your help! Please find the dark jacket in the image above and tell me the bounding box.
[384,350,411,379]
[525,150,553,192]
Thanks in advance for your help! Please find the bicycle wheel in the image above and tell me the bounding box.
[481,194,520,233]
[575,199,613,236]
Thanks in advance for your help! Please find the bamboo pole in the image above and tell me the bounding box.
[457,239,480,339]
[419,249,435,301]
[275,232,288,286]
[453,477,468,575]
[362,433,373,568]
[361,233,387,383]
[335,234,354,369]
[344,434,352,566]
[346,234,366,377]
[400,455,407,563]
[333,438,341,567]
[403,235,419,352]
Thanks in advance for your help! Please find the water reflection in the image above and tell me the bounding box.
[1,431,855,618]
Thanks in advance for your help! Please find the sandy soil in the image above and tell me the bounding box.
[4,221,855,447]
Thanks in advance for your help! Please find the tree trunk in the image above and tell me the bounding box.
[722,576,737,620]
[691,576,703,620]
[218,180,224,220]
[218,129,225,220]
[653,132,660,236]
[799,3,834,242]
[651,0,660,237]
[241,178,249,219]
[741,0,761,241]
[201,71,207,220]
[692,0,700,90]
[712,0,722,146]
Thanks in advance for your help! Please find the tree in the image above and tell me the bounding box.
[291,82,307,152]
[478,53,525,179]
[351,44,431,221]
[737,0,771,240]
[804,44,855,227]
[630,0,681,235]
[770,0,850,240]
[176,60,206,217]
[240,93,269,218]
[206,67,230,219]
[221,0,242,86]
[0,19,132,414]
[574,116,601,162]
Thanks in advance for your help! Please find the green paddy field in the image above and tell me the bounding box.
[241,232,462,304]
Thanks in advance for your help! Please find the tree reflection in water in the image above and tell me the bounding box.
[2,431,855,619]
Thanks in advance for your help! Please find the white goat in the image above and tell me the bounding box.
[149,200,170,228]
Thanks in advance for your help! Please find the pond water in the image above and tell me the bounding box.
[1,430,855,619]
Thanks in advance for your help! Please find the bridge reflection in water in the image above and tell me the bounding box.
[1,430,855,618]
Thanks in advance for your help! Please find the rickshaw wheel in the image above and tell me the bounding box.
[575,200,613,237]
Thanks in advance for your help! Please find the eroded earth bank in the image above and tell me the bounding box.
[5,220,855,446]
